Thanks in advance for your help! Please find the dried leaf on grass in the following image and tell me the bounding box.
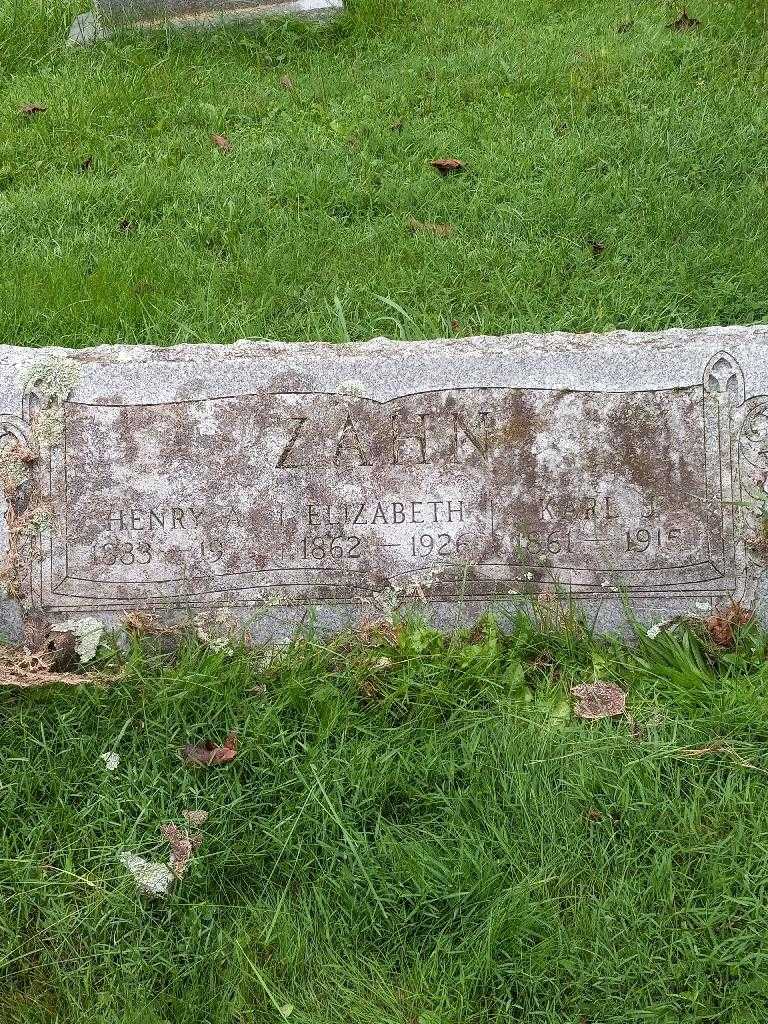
[570,682,627,720]
[121,815,208,897]
[181,732,237,766]
[20,103,46,117]
[407,217,454,238]
[359,657,393,701]
[100,751,120,771]
[123,610,179,639]
[160,822,203,879]
[430,158,465,176]
[212,133,232,154]
[704,602,752,648]
[669,9,701,31]
[357,617,402,647]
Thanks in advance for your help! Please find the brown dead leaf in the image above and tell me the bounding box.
[357,617,402,647]
[160,822,203,879]
[20,103,46,117]
[407,217,454,238]
[430,158,465,177]
[669,8,701,31]
[587,239,605,256]
[279,74,294,90]
[570,682,627,720]
[122,610,178,638]
[585,808,604,823]
[182,732,237,767]
[118,219,136,233]
[212,133,232,154]
[450,319,461,335]
[124,610,156,634]
[704,602,752,648]
[80,156,93,173]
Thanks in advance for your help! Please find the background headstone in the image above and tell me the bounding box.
[1,326,767,641]
[68,0,343,45]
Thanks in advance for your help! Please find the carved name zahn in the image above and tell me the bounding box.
[276,408,494,468]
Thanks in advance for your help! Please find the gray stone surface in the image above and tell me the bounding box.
[68,0,342,45]
[2,326,768,641]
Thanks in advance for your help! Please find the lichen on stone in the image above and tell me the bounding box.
[23,355,80,405]
[20,503,53,535]
[336,379,367,399]
[0,448,28,491]
[31,407,65,448]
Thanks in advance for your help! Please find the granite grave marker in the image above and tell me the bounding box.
[2,326,768,640]
[69,0,342,46]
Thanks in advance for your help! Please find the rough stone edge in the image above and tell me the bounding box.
[67,0,342,45]
[2,325,766,367]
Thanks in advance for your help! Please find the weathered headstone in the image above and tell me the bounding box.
[2,326,768,641]
[68,0,342,46]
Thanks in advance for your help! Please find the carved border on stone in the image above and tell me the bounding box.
[0,414,38,605]
[21,363,77,611]
[702,351,745,603]
[18,347,768,614]
[738,390,768,597]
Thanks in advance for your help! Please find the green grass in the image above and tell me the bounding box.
[2,614,768,1023]
[3,5,768,1021]
[0,0,767,345]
